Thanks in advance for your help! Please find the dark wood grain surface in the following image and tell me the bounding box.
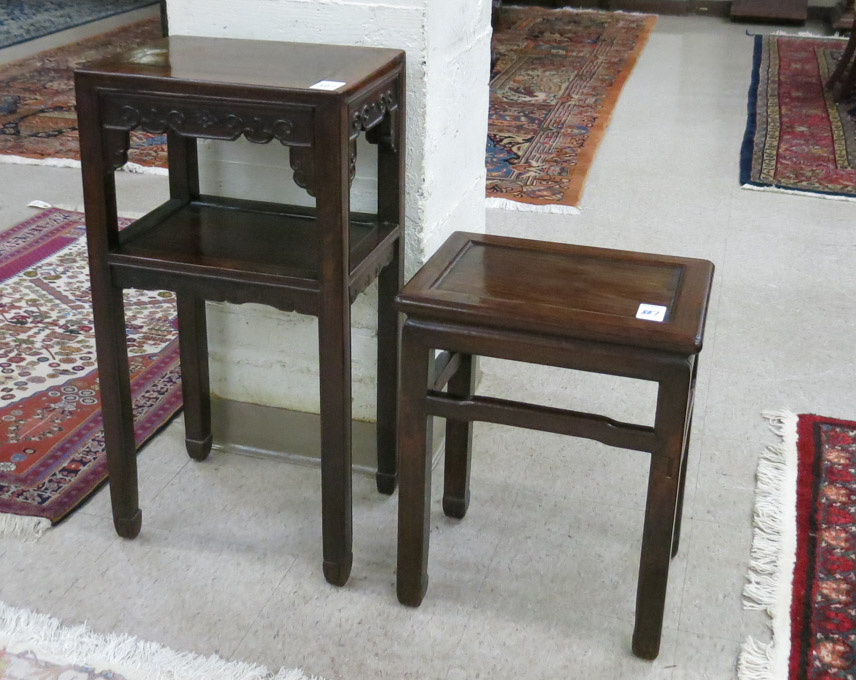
[77,36,404,96]
[396,232,714,354]
[114,197,387,279]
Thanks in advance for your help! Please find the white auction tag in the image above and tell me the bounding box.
[309,80,346,91]
[636,304,667,322]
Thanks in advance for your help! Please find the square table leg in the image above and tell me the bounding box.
[442,354,476,519]
[376,247,402,494]
[375,106,405,495]
[166,133,211,460]
[396,322,434,607]
[632,359,693,660]
[671,355,698,558]
[315,105,354,587]
[77,84,141,538]
[176,293,212,460]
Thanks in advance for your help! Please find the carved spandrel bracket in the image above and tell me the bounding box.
[290,147,315,197]
[101,94,313,148]
[349,139,357,185]
[102,128,131,171]
[350,82,400,151]
[290,140,357,198]
[365,109,397,153]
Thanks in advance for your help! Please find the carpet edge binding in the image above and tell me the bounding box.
[738,409,799,680]
[0,600,323,680]
[740,182,856,203]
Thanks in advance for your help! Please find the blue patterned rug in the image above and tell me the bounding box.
[0,0,157,49]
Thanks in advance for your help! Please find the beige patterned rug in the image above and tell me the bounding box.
[487,8,655,213]
[0,18,166,173]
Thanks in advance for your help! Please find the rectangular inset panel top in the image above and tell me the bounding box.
[77,36,404,95]
[396,232,715,354]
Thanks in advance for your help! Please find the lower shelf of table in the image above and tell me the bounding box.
[111,195,399,286]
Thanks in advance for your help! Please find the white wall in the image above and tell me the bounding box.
[167,0,491,418]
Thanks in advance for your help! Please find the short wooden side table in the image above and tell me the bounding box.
[394,232,714,659]
[75,36,406,587]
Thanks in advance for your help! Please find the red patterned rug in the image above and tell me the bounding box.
[741,412,856,680]
[742,35,856,200]
[0,209,180,535]
[486,8,655,213]
[0,18,166,171]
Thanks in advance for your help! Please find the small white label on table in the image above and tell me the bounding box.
[310,80,346,91]
[636,304,667,322]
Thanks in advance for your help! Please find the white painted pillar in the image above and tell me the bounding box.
[166,0,491,418]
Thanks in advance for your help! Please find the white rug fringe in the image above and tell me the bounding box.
[122,161,168,176]
[0,155,81,169]
[738,637,779,680]
[0,600,323,680]
[505,5,655,17]
[485,196,581,215]
[737,410,799,680]
[0,513,50,541]
[27,200,54,210]
[0,154,167,176]
[27,200,149,220]
[771,30,836,38]
[741,182,856,203]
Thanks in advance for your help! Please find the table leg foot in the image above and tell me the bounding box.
[114,508,142,539]
[442,491,469,520]
[376,470,398,495]
[323,553,353,587]
[631,629,660,661]
[186,434,213,461]
[397,574,428,607]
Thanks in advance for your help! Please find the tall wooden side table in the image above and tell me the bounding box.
[75,36,406,587]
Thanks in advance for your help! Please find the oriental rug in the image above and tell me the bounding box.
[741,34,856,201]
[0,0,158,49]
[0,600,319,680]
[0,18,166,171]
[0,208,181,535]
[486,8,655,213]
[740,411,856,680]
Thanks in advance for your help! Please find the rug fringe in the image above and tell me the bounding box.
[738,637,778,680]
[741,182,856,203]
[744,29,841,39]
[0,155,81,169]
[485,197,581,215]
[761,409,799,444]
[0,600,323,680]
[122,161,168,176]
[504,5,656,18]
[771,30,843,39]
[0,154,167,176]
[737,410,799,680]
[27,200,149,219]
[0,514,50,541]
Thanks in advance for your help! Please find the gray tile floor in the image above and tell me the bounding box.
[2,12,855,680]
